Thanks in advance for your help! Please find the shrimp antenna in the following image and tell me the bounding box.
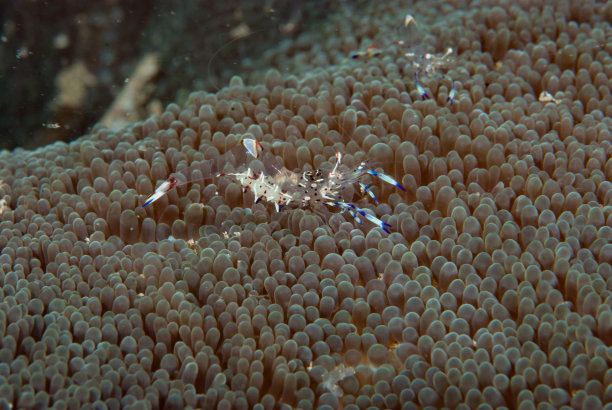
[206,29,264,92]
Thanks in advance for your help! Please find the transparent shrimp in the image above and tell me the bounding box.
[407,47,457,104]
[219,139,405,232]
[349,14,458,106]
[145,138,405,233]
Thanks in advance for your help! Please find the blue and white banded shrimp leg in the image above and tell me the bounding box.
[325,200,393,233]
[327,160,405,233]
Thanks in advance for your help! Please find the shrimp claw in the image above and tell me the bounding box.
[143,177,179,207]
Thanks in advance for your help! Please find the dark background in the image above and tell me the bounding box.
[0,0,336,150]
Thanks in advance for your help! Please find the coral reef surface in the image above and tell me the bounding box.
[0,0,611,409]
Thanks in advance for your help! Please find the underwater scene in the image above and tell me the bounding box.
[0,0,611,408]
